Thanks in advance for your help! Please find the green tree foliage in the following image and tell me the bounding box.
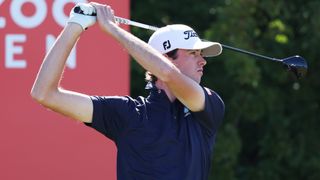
[130,0,320,179]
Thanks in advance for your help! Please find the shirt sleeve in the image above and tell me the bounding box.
[193,87,225,135]
[85,95,140,141]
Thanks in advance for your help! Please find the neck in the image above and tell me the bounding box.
[155,80,176,102]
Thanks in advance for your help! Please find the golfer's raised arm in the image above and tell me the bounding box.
[31,6,98,123]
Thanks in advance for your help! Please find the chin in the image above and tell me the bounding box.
[194,78,201,84]
[188,74,201,83]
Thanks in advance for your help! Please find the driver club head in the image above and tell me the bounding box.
[281,55,308,79]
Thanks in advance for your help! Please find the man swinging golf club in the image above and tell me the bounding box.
[31,2,225,180]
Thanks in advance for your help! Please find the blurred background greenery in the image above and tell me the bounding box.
[129,0,320,179]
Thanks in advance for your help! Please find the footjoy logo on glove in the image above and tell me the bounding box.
[184,30,198,40]
[163,40,171,50]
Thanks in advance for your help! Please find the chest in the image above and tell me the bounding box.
[120,103,209,160]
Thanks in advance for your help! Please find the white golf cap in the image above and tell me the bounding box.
[148,24,222,57]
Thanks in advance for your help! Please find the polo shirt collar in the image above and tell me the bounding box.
[145,82,184,110]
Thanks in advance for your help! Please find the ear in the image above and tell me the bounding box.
[163,53,169,58]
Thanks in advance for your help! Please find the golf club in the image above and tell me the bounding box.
[74,6,308,79]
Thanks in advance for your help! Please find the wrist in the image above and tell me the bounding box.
[65,23,84,37]
[102,21,120,35]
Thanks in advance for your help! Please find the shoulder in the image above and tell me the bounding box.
[193,87,225,134]
[87,95,148,138]
[203,87,224,105]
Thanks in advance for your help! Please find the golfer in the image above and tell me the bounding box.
[31,2,225,180]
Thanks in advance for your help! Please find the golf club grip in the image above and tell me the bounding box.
[73,6,97,16]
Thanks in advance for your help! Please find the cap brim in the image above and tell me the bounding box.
[192,40,222,57]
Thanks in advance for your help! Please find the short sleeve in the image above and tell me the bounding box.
[85,95,140,141]
[193,87,225,135]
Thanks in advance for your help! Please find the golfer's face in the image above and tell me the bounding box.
[174,49,206,83]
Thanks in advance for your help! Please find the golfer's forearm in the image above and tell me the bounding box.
[107,24,179,82]
[31,23,82,102]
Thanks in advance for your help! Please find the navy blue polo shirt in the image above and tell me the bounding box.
[86,86,224,180]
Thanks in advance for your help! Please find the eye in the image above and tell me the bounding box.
[189,51,197,55]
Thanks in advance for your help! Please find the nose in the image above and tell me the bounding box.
[198,56,207,66]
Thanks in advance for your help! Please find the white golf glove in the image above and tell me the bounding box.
[68,3,97,30]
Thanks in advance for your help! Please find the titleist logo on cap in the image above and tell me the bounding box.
[184,30,198,40]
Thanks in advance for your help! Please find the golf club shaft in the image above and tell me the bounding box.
[115,16,159,31]
[221,44,280,62]
[115,16,281,62]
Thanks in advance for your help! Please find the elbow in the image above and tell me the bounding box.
[30,87,46,104]
[30,86,54,106]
